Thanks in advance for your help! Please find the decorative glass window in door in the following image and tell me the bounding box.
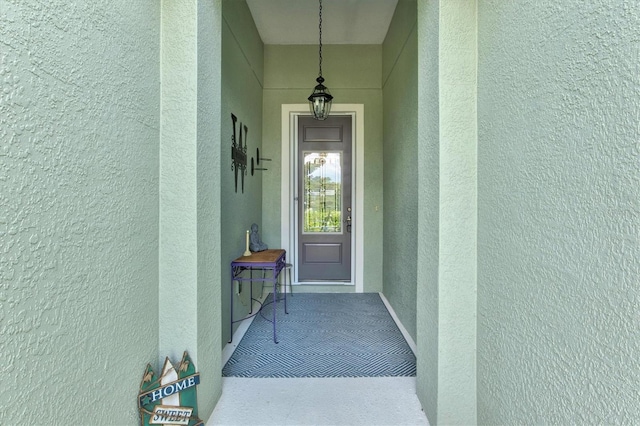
[303,152,342,233]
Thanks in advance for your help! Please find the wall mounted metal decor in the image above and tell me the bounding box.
[138,351,203,426]
[231,113,248,193]
[251,148,271,175]
[257,148,271,165]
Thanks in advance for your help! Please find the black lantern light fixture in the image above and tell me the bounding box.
[308,0,333,120]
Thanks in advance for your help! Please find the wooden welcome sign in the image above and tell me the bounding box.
[138,351,203,426]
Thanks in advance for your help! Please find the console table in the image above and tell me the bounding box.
[230,249,287,343]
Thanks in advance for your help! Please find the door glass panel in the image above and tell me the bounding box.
[303,151,342,234]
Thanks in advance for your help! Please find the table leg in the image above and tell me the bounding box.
[229,266,234,343]
[249,268,253,314]
[272,268,278,343]
[284,262,288,314]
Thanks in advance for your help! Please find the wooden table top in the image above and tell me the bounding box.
[232,249,285,264]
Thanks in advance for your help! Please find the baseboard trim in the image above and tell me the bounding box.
[221,292,269,366]
[378,292,417,355]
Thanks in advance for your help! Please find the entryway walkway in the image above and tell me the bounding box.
[206,376,429,425]
[209,292,428,425]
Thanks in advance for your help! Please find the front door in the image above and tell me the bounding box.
[297,115,352,282]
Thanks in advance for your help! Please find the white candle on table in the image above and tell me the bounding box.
[244,230,251,256]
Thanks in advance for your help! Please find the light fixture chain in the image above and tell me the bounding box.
[318,0,323,77]
[308,0,332,120]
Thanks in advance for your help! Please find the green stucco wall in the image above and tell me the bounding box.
[160,0,199,368]
[382,0,418,344]
[160,1,223,419]
[196,0,223,417]
[437,1,478,423]
[221,0,265,344]
[416,0,440,422]
[262,45,384,293]
[477,1,640,423]
[1,1,160,423]
[416,1,478,424]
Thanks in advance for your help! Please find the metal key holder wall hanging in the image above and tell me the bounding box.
[231,113,248,193]
[251,147,271,175]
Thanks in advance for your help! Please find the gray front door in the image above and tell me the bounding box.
[297,115,352,282]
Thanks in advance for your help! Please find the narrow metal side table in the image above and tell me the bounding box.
[230,249,287,343]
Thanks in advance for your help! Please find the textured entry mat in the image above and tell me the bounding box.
[222,293,416,378]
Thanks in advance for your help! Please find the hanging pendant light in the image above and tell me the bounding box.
[308,0,333,120]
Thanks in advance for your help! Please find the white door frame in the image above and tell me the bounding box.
[281,104,364,292]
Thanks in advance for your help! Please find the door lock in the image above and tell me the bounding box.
[345,215,352,233]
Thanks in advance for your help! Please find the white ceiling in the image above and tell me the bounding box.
[246,0,399,45]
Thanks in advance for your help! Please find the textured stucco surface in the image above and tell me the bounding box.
[436,2,478,424]
[416,0,439,423]
[478,1,640,423]
[160,2,224,417]
[197,0,223,418]
[416,1,478,424]
[382,0,418,343]
[221,0,265,344]
[1,1,160,423]
[262,45,384,292]
[160,0,199,366]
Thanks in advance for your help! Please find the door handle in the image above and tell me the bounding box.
[344,215,352,233]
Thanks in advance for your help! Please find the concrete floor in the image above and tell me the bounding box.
[206,376,429,426]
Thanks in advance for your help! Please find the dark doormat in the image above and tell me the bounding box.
[222,293,416,378]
